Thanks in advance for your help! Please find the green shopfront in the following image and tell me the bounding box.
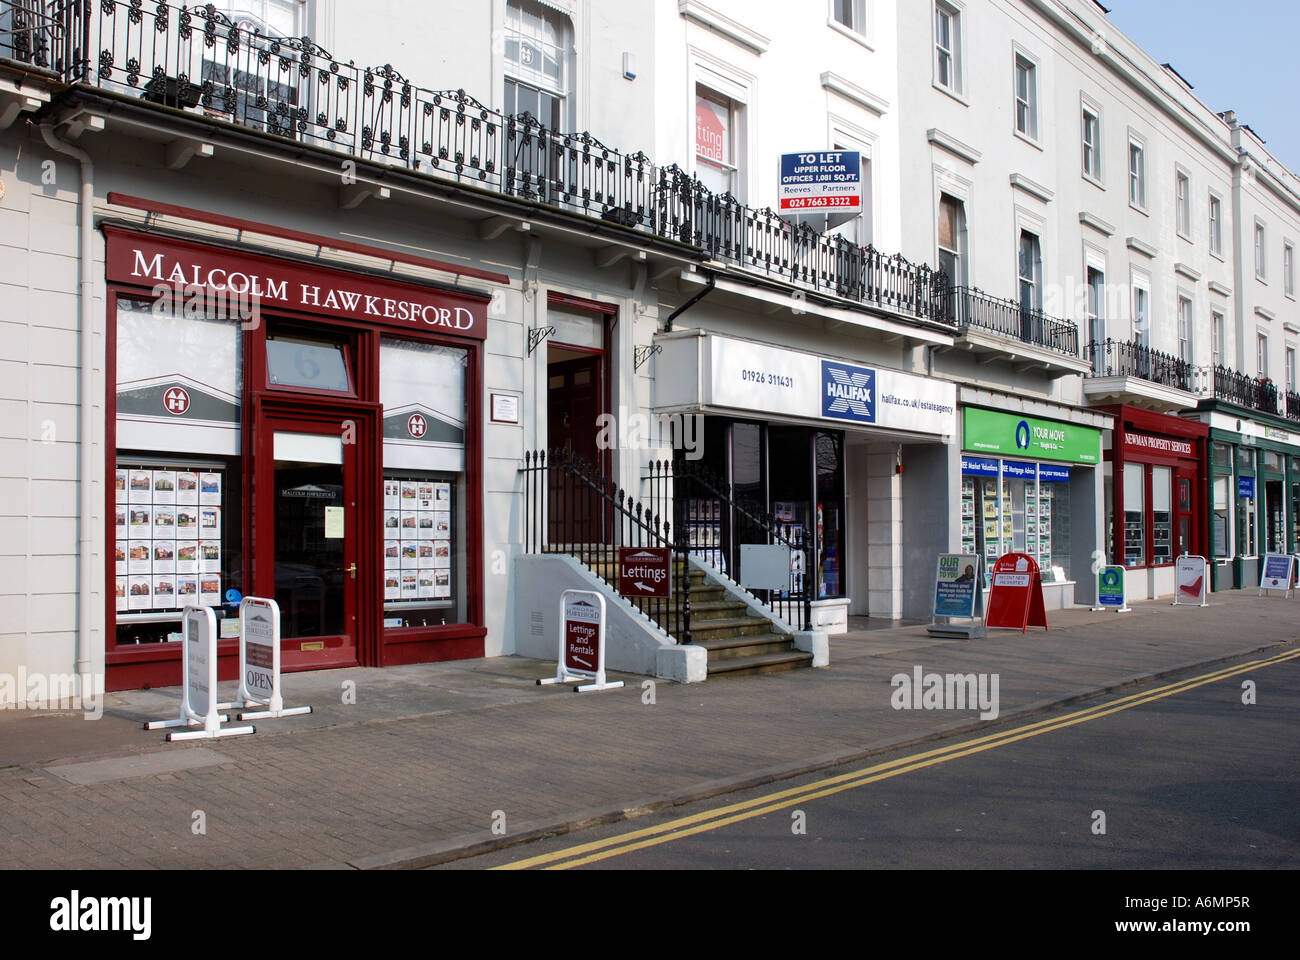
[960,404,1107,608]
[1196,407,1300,591]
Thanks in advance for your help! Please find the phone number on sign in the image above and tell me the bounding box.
[779,196,859,209]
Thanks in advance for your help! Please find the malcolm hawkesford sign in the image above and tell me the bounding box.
[702,336,956,437]
[104,227,488,339]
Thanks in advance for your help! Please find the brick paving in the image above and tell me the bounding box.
[0,589,1295,869]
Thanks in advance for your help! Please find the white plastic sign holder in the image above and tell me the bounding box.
[222,597,312,721]
[1171,555,1209,607]
[145,605,254,741]
[1258,553,1294,598]
[538,590,623,693]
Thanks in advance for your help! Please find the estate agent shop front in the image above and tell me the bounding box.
[106,225,491,691]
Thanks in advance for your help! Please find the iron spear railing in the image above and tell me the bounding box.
[1085,338,1194,391]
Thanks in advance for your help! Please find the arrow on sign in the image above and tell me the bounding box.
[633,581,654,593]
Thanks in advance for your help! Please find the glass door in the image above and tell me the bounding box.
[256,419,361,669]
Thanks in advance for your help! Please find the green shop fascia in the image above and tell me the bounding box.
[960,407,1101,588]
[1200,408,1300,591]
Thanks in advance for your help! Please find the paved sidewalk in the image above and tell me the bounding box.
[1,589,1295,869]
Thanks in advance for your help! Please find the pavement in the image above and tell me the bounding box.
[0,587,1296,870]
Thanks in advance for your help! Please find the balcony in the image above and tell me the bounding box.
[1082,338,1199,412]
[1211,365,1291,419]
[0,0,950,330]
[946,286,1091,377]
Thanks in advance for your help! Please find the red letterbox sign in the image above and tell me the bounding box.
[985,553,1049,633]
[618,547,671,599]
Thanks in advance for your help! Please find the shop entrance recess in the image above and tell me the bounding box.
[252,401,380,672]
[1176,467,1196,556]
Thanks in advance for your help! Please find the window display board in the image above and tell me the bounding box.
[115,462,226,623]
[685,497,725,572]
[383,476,454,607]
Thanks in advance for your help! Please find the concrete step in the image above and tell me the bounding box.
[695,633,797,661]
[686,600,753,621]
[703,649,814,678]
[670,616,772,641]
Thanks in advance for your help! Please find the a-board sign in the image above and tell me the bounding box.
[144,604,254,741]
[985,553,1049,632]
[229,596,312,720]
[933,554,980,618]
[1173,555,1209,606]
[1094,565,1129,612]
[538,590,623,693]
[618,547,671,599]
[1259,553,1294,596]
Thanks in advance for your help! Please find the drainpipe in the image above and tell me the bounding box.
[39,121,95,688]
[663,273,715,332]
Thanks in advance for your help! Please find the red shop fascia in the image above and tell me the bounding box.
[1100,404,1209,567]
[103,210,505,691]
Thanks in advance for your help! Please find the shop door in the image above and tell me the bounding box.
[547,352,604,545]
[1265,480,1285,554]
[255,414,363,670]
[1175,469,1196,557]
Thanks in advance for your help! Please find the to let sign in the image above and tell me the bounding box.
[618,547,671,599]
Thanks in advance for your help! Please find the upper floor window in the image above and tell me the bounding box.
[1212,311,1224,369]
[504,0,571,130]
[1014,55,1037,139]
[695,86,742,199]
[935,2,962,95]
[1285,241,1295,297]
[1081,107,1101,182]
[833,0,867,34]
[1132,282,1149,347]
[938,193,966,288]
[1176,171,1191,238]
[1018,230,1042,313]
[1209,193,1222,255]
[1287,347,1297,393]
[1128,139,1145,207]
[1255,220,1267,279]
[1258,332,1269,379]
[1177,297,1193,365]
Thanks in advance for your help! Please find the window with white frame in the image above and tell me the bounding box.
[1128,138,1145,207]
[937,193,966,289]
[1018,231,1042,313]
[1132,278,1150,347]
[1177,297,1193,364]
[935,2,962,94]
[1287,346,1296,392]
[1212,310,1224,369]
[695,86,743,200]
[1208,193,1222,255]
[1014,54,1037,139]
[1255,220,1267,279]
[1176,171,1190,238]
[1086,265,1106,366]
[833,0,867,34]
[504,0,572,131]
[1081,105,1101,181]
[1285,241,1295,297]
[1258,332,1269,380]
[829,136,872,245]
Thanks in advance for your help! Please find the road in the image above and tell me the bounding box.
[443,649,1300,870]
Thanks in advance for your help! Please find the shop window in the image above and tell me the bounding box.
[1049,476,1071,580]
[1122,462,1145,567]
[379,337,469,625]
[1239,449,1257,557]
[1151,465,1172,564]
[815,433,845,599]
[266,333,353,393]
[1213,475,1231,559]
[114,299,244,646]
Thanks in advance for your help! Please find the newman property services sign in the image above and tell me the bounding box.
[708,337,956,437]
[963,408,1100,464]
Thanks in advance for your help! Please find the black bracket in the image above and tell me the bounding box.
[527,325,556,356]
[634,343,663,370]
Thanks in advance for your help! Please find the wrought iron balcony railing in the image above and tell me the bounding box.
[1288,390,1300,423]
[0,0,950,327]
[1085,338,1194,392]
[948,286,1079,357]
[1212,365,1281,416]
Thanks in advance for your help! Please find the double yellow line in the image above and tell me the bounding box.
[495,647,1300,870]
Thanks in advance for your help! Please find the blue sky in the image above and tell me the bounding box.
[1102,1,1300,173]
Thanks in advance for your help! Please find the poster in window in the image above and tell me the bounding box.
[384,574,400,600]
[384,480,400,510]
[176,507,200,539]
[115,506,128,540]
[116,576,128,611]
[200,507,220,533]
[152,508,176,540]
[176,576,198,604]
[199,576,222,607]
[176,471,199,505]
[129,505,150,534]
[176,542,198,575]
[115,469,128,503]
[434,570,451,598]
[152,576,176,609]
[115,543,127,576]
[384,511,401,539]
[129,470,153,504]
[418,511,434,532]
[418,572,436,599]
[417,483,435,510]
[199,473,222,505]
[128,541,152,575]
[152,541,175,575]
[401,481,418,505]
[152,470,177,505]
[400,572,418,598]
[128,576,152,609]
[434,512,451,537]
[198,540,221,573]
[384,542,400,569]
[434,540,451,569]
[417,540,435,569]
[434,483,450,505]
[401,542,419,568]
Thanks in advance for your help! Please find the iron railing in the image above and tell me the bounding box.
[521,449,691,646]
[0,0,63,69]
[0,0,950,327]
[645,459,812,633]
[1288,391,1300,422]
[1085,338,1194,392]
[950,286,1079,357]
[1212,365,1280,416]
